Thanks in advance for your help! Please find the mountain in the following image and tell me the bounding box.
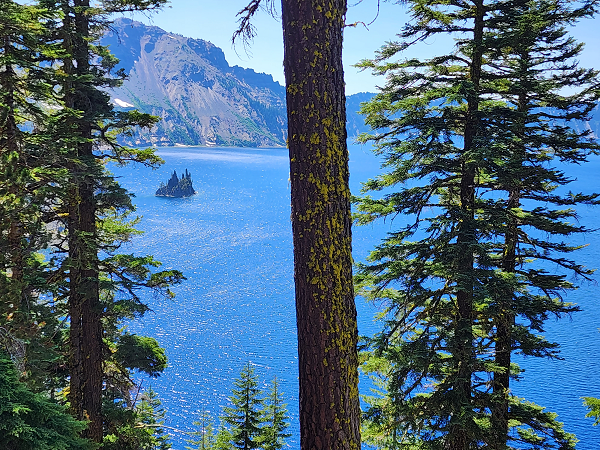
[103,19,374,148]
[346,92,374,139]
[587,104,600,138]
[103,18,287,147]
[104,20,600,148]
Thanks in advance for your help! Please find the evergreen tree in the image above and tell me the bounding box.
[0,1,180,445]
[103,386,171,450]
[482,1,600,446]
[186,411,217,450]
[259,377,290,450]
[0,351,94,450]
[0,0,67,391]
[137,388,171,450]
[282,1,363,445]
[222,362,264,450]
[355,0,492,445]
[0,0,49,284]
[29,0,177,441]
[354,0,600,448]
[584,397,600,426]
[102,329,171,447]
[213,422,233,450]
[0,0,183,442]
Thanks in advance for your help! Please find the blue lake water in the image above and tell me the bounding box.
[111,145,600,449]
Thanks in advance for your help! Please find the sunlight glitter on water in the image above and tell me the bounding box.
[111,145,600,449]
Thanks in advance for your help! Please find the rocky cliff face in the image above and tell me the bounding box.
[104,19,287,147]
[103,19,376,148]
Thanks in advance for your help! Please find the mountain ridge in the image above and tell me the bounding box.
[104,19,599,148]
[104,18,289,147]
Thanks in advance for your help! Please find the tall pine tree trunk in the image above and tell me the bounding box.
[67,171,102,442]
[63,0,103,441]
[491,86,526,449]
[491,193,517,449]
[281,1,361,448]
[448,1,485,448]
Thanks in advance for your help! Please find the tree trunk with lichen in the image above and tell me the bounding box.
[281,1,361,449]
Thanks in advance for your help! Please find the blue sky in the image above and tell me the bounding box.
[132,0,600,96]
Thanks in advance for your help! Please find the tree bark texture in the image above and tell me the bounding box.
[67,176,102,443]
[64,0,103,441]
[281,1,361,449]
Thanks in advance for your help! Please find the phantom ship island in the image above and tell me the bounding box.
[155,169,197,197]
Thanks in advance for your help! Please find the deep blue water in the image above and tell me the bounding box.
[111,145,600,449]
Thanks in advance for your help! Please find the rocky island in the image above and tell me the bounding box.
[156,169,196,197]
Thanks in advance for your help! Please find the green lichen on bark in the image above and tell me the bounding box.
[282,0,361,448]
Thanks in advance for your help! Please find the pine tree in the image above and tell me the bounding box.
[0,0,66,389]
[0,351,94,450]
[0,0,37,292]
[259,377,290,450]
[0,2,180,445]
[482,1,600,446]
[222,362,264,450]
[213,422,233,450]
[186,411,217,450]
[280,1,361,448]
[102,386,171,450]
[355,0,491,444]
[26,0,178,441]
[584,397,600,426]
[133,388,172,450]
[355,0,600,448]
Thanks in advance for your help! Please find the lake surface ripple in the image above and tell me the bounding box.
[111,145,600,449]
